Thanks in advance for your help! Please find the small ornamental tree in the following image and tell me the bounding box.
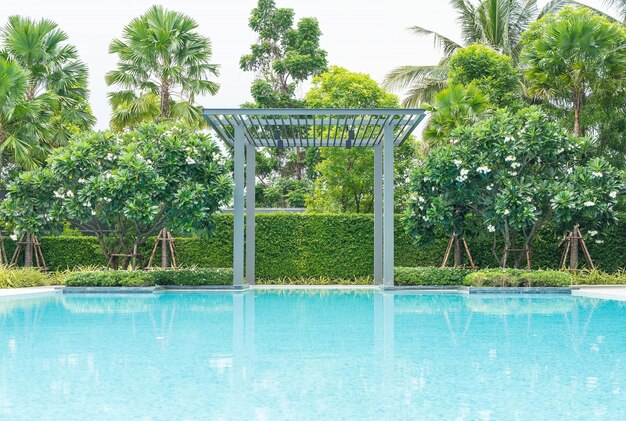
[405,107,623,268]
[1,124,232,269]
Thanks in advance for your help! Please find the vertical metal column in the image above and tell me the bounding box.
[374,143,383,285]
[246,143,256,285]
[383,124,394,287]
[233,124,245,286]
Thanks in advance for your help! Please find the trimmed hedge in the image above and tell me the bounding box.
[464,269,572,287]
[64,268,233,287]
[6,214,625,278]
[395,267,470,286]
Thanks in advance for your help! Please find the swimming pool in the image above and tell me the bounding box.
[1,290,625,420]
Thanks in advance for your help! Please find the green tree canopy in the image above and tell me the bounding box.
[304,67,415,213]
[0,16,94,169]
[383,0,570,106]
[106,5,219,131]
[521,6,626,136]
[405,107,623,268]
[1,124,232,269]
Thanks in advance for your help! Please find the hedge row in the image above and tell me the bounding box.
[5,214,625,278]
[64,268,233,287]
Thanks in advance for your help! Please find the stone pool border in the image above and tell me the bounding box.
[2,285,626,302]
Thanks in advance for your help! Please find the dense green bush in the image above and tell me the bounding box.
[256,276,372,285]
[64,268,233,287]
[571,270,626,285]
[0,267,61,288]
[4,214,625,278]
[395,267,470,286]
[464,269,572,287]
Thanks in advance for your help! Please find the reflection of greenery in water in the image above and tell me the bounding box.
[465,295,577,315]
[62,295,158,314]
[394,294,466,314]
[0,295,60,315]
[252,289,374,299]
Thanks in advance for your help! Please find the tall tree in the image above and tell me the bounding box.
[0,16,93,168]
[383,0,571,106]
[106,5,219,130]
[240,0,327,201]
[521,6,626,136]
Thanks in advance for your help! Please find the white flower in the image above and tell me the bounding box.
[609,191,617,199]
[9,234,17,241]
[556,148,564,154]
[584,201,595,207]
[595,240,604,244]
[54,190,64,199]
[487,224,496,233]
[504,136,514,143]
[66,191,74,198]
[566,167,573,174]
[509,171,518,176]
[456,168,469,183]
[505,155,516,162]
[503,209,510,215]
[418,196,425,203]
[476,166,491,174]
[588,230,598,237]
[185,156,196,165]
[592,171,603,178]
[105,153,114,161]
[78,178,86,184]
[460,169,469,176]
[526,197,532,203]
[510,162,521,169]
[453,159,462,167]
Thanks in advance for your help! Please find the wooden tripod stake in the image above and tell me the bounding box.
[147,228,177,269]
[559,225,594,270]
[441,233,476,269]
[0,233,8,266]
[10,233,47,270]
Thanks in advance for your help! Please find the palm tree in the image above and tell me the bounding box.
[0,57,55,169]
[106,5,219,130]
[521,7,626,136]
[383,0,571,106]
[0,16,93,167]
[602,0,626,22]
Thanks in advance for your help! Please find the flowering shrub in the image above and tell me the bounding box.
[405,107,623,267]
[1,124,232,268]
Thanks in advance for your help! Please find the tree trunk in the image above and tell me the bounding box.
[569,225,579,270]
[453,236,463,267]
[161,79,170,118]
[161,228,169,269]
[24,233,33,268]
[573,91,581,137]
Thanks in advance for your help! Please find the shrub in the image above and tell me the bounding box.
[257,276,372,285]
[571,270,626,285]
[64,268,233,287]
[0,266,61,288]
[464,269,572,287]
[395,267,470,286]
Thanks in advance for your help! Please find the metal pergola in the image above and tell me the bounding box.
[203,108,426,287]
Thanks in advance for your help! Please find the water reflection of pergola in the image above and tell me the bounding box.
[203,108,426,287]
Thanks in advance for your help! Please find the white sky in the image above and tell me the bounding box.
[0,0,609,129]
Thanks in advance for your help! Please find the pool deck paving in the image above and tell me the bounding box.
[0,286,61,298]
[572,285,626,302]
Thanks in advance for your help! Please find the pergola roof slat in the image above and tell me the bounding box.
[203,108,426,147]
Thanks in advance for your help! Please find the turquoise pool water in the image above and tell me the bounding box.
[1,291,625,420]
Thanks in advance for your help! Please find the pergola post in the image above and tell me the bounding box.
[383,124,394,287]
[233,124,245,286]
[246,143,256,285]
[374,143,383,285]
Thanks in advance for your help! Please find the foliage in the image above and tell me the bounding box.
[395,267,470,286]
[1,213,625,277]
[383,0,570,105]
[256,276,372,285]
[448,45,521,108]
[1,124,232,269]
[106,5,219,130]
[571,270,626,285]
[405,107,624,267]
[240,0,328,207]
[64,268,233,287]
[423,84,488,146]
[521,7,626,136]
[0,16,94,169]
[464,269,572,287]
[0,266,60,288]
[304,67,416,212]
